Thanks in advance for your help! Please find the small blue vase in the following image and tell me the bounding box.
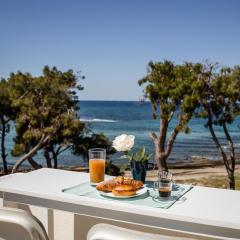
[130,161,148,183]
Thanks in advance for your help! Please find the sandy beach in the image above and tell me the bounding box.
[1,158,240,189]
[125,158,240,189]
[125,164,240,182]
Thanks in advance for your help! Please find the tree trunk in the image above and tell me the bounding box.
[159,118,168,152]
[1,121,8,175]
[157,151,168,172]
[12,135,49,173]
[150,132,168,172]
[150,117,171,172]
[206,107,235,190]
[44,148,52,168]
[27,157,42,169]
[51,148,58,169]
[53,154,58,169]
[209,123,235,189]
[228,171,235,190]
[150,133,160,170]
[223,122,236,190]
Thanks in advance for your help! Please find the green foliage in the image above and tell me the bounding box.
[200,65,240,126]
[139,60,205,170]
[194,63,240,128]
[8,66,85,167]
[1,66,115,171]
[120,147,152,163]
[72,133,116,162]
[0,80,14,118]
[105,160,124,176]
[195,63,240,189]
[139,61,204,130]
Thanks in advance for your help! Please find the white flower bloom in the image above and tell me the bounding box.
[112,134,135,152]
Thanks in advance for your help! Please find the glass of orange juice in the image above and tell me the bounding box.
[88,148,106,185]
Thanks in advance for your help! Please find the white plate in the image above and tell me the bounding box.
[98,187,148,199]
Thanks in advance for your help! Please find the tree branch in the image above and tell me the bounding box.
[44,147,52,168]
[165,113,192,160]
[57,145,71,155]
[27,157,42,169]
[222,122,235,172]
[206,107,231,172]
[159,118,169,152]
[55,145,62,155]
[12,134,50,173]
[168,111,174,122]
[165,127,180,159]
[149,132,158,144]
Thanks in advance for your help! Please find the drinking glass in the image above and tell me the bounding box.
[158,171,172,181]
[154,179,173,198]
[88,148,106,185]
[154,171,173,198]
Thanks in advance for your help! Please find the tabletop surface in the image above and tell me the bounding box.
[0,168,240,231]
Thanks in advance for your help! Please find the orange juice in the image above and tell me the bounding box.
[89,158,105,184]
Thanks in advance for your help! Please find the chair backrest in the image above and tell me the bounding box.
[87,223,222,240]
[0,207,48,240]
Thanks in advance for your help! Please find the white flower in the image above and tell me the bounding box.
[112,134,135,152]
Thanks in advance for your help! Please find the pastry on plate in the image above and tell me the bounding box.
[96,178,117,192]
[96,176,143,192]
[112,184,137,197]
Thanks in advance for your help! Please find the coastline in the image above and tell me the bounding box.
[126,164,240,186]
[3,100,240,169]
[1,157,239,189]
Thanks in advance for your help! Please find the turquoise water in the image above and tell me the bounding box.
[79,101,240,163]
[2,101,240,167]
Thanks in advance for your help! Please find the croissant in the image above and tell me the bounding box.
[96,177,143,192]
[96,179,117,192]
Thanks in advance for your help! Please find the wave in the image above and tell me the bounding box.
[223,143,240,149]
[190,155,219,160]
[80,118,118,123]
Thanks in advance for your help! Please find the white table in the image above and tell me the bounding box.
[0,168,240,239]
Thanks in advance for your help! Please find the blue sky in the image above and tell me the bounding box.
[0,0,240,100]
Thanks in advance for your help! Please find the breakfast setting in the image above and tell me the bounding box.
[63,147,192,209]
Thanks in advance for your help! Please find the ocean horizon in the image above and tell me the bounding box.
[2,100,240,168]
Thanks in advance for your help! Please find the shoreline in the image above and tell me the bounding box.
[1,157,239,189]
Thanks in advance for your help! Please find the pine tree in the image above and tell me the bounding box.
[8,66,85,172]
[198,64,240,189]
[139,61,204,171]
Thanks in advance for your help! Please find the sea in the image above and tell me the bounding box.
[2,101,240,168]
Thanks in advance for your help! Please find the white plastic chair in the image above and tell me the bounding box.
[0,207,48,240]
[87,223,221,240]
